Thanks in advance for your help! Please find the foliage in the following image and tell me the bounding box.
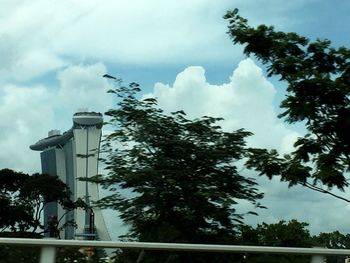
[254,220,312,247]
[56,247,105,263]
[93,83,265,262]
[236,220,313,263]
[0,169,78,236]
[0,245,107,263]
[224,9,350,199]
[313,231,350,263]
[315,230,350,249]
[0,245,40,263]
[0,168,93,262]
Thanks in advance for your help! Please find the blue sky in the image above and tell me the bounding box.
[1,0,350,237]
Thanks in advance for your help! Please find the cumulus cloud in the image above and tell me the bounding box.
[0,34,20,71]
[57,63,113,115]
[0,35,66,83]
[0,84,54,173]
[0,62,113,174]
[14,51,66,82]
[147,58,299,152]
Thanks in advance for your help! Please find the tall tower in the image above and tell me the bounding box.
[30,111,110,241]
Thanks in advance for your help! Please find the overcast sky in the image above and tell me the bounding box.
[2,0,350,237]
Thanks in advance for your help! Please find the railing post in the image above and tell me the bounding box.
[40,238,57,263]
[310,254,325,263]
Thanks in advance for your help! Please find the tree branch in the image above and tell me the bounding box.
[301,182,350,203]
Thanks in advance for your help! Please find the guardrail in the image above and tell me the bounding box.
[1,237,349,263]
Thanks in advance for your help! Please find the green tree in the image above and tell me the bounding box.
[93,83,265,263]
[255,220,313,247]
[237,220,313,263]
[0,169,34,234]
[0,169,77,237]
[0,169,91,263]
[224,9,350,201]
[0,169,78,263]
[315,231,350,249]
[313,231,350,263]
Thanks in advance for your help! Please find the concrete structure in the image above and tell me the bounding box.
[30,111,110,241]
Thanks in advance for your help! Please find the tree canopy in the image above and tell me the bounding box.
[224,9,350,200]
[237,220,313,263]
[236,220,350,263]
[92,83,266,262]
[0,168,76,237]
[0,169,87,262]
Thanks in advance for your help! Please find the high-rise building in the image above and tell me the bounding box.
[30,111,110,241]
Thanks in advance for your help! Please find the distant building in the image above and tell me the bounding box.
[30,111,110,241]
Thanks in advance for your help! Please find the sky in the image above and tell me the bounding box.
[1,0,350,238]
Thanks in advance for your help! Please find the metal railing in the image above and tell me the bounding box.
[1,237,349,263]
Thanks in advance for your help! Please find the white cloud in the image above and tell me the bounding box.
[0,62,113,174]
[147,58,299,152]
[0,0,316,83]
[13,51,66,82]
[0,84,54,173]
[0,0,239,74]
[0,1,96,82]
[0,34,20,70]
[57,63,113,115]
[51,0,236,65]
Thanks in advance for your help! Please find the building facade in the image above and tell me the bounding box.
[30,111,110,241]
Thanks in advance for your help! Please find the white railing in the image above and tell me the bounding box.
[1,237,349,263]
